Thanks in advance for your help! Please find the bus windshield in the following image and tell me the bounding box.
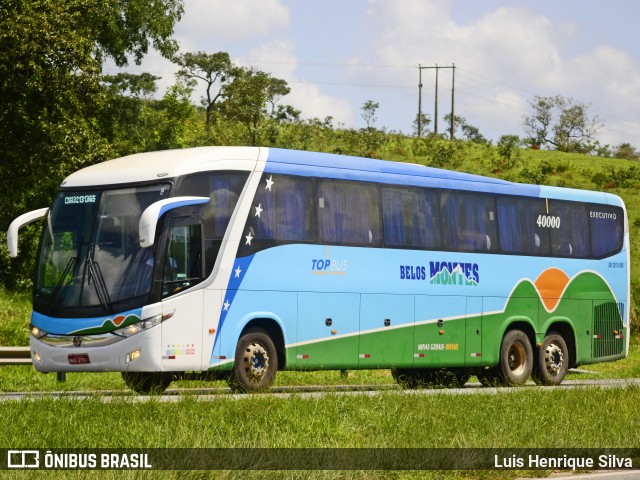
[35,184,171,312]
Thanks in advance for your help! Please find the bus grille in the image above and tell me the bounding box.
[592,302,624,359]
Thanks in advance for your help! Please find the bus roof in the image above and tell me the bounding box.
[60,146,615,205]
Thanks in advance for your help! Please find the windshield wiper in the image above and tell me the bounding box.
[50,255,76,303]
[87,245,113,315]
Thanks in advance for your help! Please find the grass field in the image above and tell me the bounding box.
[1,385,639,479]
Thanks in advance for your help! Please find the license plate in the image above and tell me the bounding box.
[68,354,90,365]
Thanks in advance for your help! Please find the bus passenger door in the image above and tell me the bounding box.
[359,294,414,368]
[465,296,483,366]
[160,218,205,371]
[296,292,360,369]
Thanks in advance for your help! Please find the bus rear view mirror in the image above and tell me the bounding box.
[138,196,210,248]
[7,207,49,257]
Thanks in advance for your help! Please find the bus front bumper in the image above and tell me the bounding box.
[30,326,163,373]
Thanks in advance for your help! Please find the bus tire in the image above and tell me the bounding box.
[228,328,278,393]
[497,329,533,386]
[532,332,569,386]
[121,371,172,395]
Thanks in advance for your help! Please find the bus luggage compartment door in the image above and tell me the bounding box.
[413,295,466,367]
[359,293,414,368]
[296,292,360,369]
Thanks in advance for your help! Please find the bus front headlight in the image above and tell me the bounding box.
[114,313,166,337]
[30,325,48,339]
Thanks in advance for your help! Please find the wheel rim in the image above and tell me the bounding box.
[507,342,527,375]
[243,342,269,383]
[544,343,564,376]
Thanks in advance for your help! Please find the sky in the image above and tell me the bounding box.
[105,0,640,148]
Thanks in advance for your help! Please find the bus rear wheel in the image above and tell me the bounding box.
[228,328,278,393]
[532,332,569,386]
[122,372,172,395]
[479,330,533,387]
[497,330,533,386]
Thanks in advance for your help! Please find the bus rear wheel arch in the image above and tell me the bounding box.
[532,331,569,385]
[228,328,278,393]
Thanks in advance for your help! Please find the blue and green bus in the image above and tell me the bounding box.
[8,147,629,393]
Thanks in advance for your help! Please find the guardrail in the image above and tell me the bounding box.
[0,346,66,381]
[0,346,31,365]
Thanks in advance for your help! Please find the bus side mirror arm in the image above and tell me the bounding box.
[139,196,210,248]
[7,208,49,257]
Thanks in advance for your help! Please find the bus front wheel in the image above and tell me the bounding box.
[122,371,172,395]
[532,332,569,386]
[228,328,278,393]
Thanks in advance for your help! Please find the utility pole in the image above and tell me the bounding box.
[416,64,455,138]
[418,64,423,138]
[434,63,439,134]
[450,63,456,140]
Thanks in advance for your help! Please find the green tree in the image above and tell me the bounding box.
[522,95,604,152]
[614,142,639,161]
[220,68,290,146]
[412,112,431,137]
[444,114,487,144]
[0,0,184,288]
[100,73,161,155]
[174,51,233,130]
[361,100,380,130]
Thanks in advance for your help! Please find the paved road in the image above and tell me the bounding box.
[1,378,639,402]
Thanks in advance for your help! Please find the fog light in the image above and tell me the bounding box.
[34,352,41,363]
[125,349,141,364]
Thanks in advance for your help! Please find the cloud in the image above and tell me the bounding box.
[360,0,640,144]
[175,0,290,45]
[243,41,354,125]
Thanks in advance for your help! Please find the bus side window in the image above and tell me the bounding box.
[590,205,624,258]
[382,186,441,249]
[441,192,497,253]
[177,172,248,275]
[496,197,549,255]
[318,180,381,247]
[549,202,589,257]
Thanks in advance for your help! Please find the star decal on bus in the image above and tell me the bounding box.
[234,265,242,278]
[223,299,231,311]
[265,175,274,191]
[254,203,263,217]
[245,232,253,245]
